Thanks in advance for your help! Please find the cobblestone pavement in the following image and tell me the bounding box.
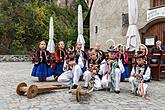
[0,62,165,110]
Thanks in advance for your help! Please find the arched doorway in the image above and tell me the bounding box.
[140,18,165,50]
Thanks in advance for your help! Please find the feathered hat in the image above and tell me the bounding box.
[107,46,116,52]
[68,46,75,55]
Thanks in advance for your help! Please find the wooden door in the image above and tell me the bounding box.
[153,0,165,7]
[142,22,165,45]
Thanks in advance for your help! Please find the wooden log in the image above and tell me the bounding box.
[27,85,38,98]
[76,86,81,102]
[37,84,68,91]
[16,82,69,98]
[16,82,28,95]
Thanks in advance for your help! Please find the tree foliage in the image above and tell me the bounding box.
[0,0,89,54]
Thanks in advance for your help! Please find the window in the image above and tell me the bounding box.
[122,13,129,27]
[151,0,165,8]
[95,26,98,34]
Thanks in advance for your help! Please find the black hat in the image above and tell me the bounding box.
[134,51,145,58]
[107,46,116,52]
[68,51,74,55]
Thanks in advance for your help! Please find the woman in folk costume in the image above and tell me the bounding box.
[31,40,52,82]
[139,44,149,64]
[139,44,148,56]
[58,42,87,89]
[115,44,129,81]
[129,51,151,97]
[53,41,68,80]
[83,48,108,90]
[107,46,125,93]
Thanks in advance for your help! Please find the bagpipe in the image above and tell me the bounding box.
[133,66,145,81]
[133,68,147,97]
[134,73,143,81]
[88,63,100,75]
[63,57,76,71]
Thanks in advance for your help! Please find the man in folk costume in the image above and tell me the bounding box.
[129,51,151,97]
[83,48,108,90]
[58,42,87,89]
[74,42,88,74]
[107,46,125,93]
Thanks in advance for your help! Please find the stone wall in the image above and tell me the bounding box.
[90,0,150,51]
[0,55,32,62]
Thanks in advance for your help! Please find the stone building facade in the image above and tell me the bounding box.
[88,0,165,50]
[88,0,150,50]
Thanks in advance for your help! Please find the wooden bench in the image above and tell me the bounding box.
[127,51,135,74]
[149,51,165,80]
[121,51,165,81]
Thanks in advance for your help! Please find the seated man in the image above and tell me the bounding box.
[129,51,151,97]
[107,46,125,93]
[58,42,87,89]
[83,48,108,90]
[150,40,165,64]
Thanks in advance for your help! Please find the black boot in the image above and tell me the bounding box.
[114,90,120,94]
[72,84,78,89]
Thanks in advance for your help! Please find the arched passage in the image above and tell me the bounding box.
[140,18,165,47]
